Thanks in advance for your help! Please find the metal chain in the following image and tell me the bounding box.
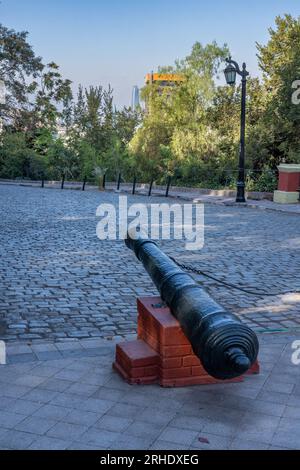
[169,256,300,297]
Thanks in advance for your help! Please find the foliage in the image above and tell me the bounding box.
[256,14,300,165]
[47,139,79,179]
[129,40,229,180]
[246,168,278,192]
[0,132,45,179]
[2,15,300,192]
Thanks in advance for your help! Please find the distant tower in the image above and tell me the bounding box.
[131,85,140,110]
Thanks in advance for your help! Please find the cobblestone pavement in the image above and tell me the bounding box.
[0,185,300,342]
[0,333,299,450]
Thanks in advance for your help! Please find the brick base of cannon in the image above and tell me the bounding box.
[113,296,260,387]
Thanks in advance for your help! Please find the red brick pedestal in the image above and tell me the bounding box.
[274,164,300,204]
[113,296,260,387]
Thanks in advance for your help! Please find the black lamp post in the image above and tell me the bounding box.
[224,57,249,203]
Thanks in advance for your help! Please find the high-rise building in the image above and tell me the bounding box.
[131,85,140,110]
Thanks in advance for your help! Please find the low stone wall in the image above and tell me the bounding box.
[0,178,273,200]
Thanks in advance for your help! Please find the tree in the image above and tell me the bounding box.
[26,62,72,133]
[0,24,43,117]
[0,24,72,136]
[0,132,45,179]
[114,107,141,147]
[129,40,229,181]
[256,14,300,164]
[47,139,79,179]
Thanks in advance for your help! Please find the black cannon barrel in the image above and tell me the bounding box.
[125,235,259,380]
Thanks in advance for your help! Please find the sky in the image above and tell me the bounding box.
[1,0,300,108]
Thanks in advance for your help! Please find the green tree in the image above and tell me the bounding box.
[47,138,79,179]
[129,40,229,180]
[256,14,300,164]
[0,132,45,179]
[0,24,43,119]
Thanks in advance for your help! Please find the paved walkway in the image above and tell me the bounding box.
[0,185,300,450]
[0,185,300,342]
[0,333,299,450]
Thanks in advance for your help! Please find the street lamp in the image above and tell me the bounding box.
[224,57,249,203]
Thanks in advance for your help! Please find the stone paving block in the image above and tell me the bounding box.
[272,431,300,449]
[65,360,94,372]
[91,386,124,401]
[75,397,115,414]
[23,388,59,404]
[81,371,113,386]
[0,430,36,449]
[137,408,177,426]
[30,364,63,377]
[60,349,86,359]
[8,399,43,416]
[108,402,145,419]
[39,378,74,392]
[34,351,63,361]
[263,379,295,394]
[109,434,153,450]
[283,405,300,420]
[124,420,165,440]
[150,440,188,450]
[67,442,104,450]
[266,372,298,385]
[65,382,99,397]
[28,436,72,450]
[0,410,27,429]
[257,390,292,405]
[145,395,184,412]
[276,417,300,434]
[105,375,141,392]
[0,397,16,412]
[220,395,285,417]
[230,438,269,450]
[80,427,120,448]
[49,392,82,409]
[0,384,31,399]
[94,415,133,432]
[31,344,59,353]
[54,368,87,381]
[119,390,156,407]
[33,404,70,420]
[15,416,57,435]
[201,417,243,437]
[235,411,280,444]
[169,415,209,432]
[158,426,199,447]
[182,403,243,422]
[46,422,88,440]
[8,353,37,363]
[190,433,232,450]
[6,344,33,355]
[64,409,102,427]
[268,444,290,450]
[14,375,47,387]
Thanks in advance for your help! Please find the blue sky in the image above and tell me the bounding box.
[1,0,300,107]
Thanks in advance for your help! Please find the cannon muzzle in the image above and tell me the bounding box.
[125,235,259,380]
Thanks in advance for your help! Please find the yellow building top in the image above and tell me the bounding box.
[145,73,184,84]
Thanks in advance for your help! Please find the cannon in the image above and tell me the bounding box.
[125,235,259,380]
